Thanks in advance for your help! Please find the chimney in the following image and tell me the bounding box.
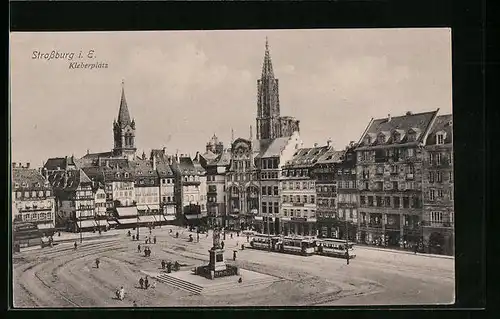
[57,166,61,171]
[26,163,30,169]
[87,149,90,155]
[12,162,16,169]
[326,139,332,147]
[406,111,413,116]
[314,143,318,148]
[152,157,157,171]
[162,147,166,155]
[387,114,392,122]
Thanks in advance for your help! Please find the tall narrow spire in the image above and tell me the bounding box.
[261,37,274,79]
[118,80,131,125]
[249,125,253,141]
[231,128,235,143]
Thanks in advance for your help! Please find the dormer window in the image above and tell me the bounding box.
[15,183,19,188]
[393,132,401,143]
[115,173,120,178]
[436,132,445,145]
[377,134,386,144]
[124,173,129,178]
[365,136,372,145]
[407,132,416,142]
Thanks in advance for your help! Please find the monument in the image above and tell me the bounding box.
[194,228,239,279]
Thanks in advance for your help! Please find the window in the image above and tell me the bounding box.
[376,196,382,207]
[296,182,300,190]
[360,196,366,205]
[46,190,51,197]
[303,195,308,203]
[429,189,436,201]
[267,186,272,196]
[296,195,301,203]
[368,196,374,206]
[365,182,369,190]
[290,209,294,217]
[338,208,344,219]
[436,153,442,165]
[407,148,414,157]
[430,211,443,223]
[393,196,400,208]
[436,133,444,145]
[262,202,267,214]
[273,186,279,196]
[274,202,279,214]
[429,171,435,183]
[384,196,391,207]
[262,186,266,196]
[310,195,315,204]
[449,171,453,183]
[31,191,36,197]
[437,172,443,183]
[376,166,384,175]
[32,213,38,220]
[16,192,21,199]
[438,189,443,198]
[284,209,288,217]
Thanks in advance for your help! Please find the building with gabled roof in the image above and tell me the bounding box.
[204,148,232,227]
[44,168,94,232]
[354,109,440,249]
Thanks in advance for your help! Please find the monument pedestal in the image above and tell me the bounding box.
[209,248,226,272]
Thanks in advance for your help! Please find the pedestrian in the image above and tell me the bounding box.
[133,300,138,307]
[58,231,61,237]
[414,243,418,254]
[74,242,77,250]
[132,235,135,241]
[153,236,157,244]
[206,232,209,238]
[176,232,179,238]
[138,244,141,252]
[128,230,131,237]
[247,235,249,243]
[145,238,148,244]
[139,277,144,289]
[230,233,233,239]
[95,258,100,269]
[119,286,125,300]
[197,233,199,243]
[161,260,166,269]
[151,281,156,289]
[345,248,350,265]
[144,276,149,289]
[233,250,237,261]
[221,241,225,249]
[238,277,242,283]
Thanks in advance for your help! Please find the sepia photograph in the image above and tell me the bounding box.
[10,29,454,307]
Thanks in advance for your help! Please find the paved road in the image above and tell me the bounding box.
[12,226,454,307]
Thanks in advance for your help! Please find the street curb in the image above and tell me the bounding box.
[52,233,121,244]
[358,245,454,260]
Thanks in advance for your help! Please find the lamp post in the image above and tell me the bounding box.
[79,213,83,243]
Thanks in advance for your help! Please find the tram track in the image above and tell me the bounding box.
[15,240,127,308]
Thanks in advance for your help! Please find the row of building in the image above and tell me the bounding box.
[11,39,454,255]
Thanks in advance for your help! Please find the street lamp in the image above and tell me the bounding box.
[79,214,83,243]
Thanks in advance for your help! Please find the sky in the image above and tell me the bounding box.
[10,29,452,168]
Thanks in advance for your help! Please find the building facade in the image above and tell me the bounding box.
[422,114,454,255]
[312,143,345,239]
[202,146,231,228]
[226,138,259,230]
[133,158,163,226]
[280,145,329,236]
[45,168,94,232]
[355,110,439,248]
[12,163,56,241]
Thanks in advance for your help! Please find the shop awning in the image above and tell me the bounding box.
[153,215,166,222]
[164,215,176,221]
[108,220,117,225]
[116,207,138,217]
[185,214,200,220]
[137,205,148,211]
[95,220,109,227]
[254,216,263,221]
[37,223,55,230]
[148,204,160,210]
[76,220,96,228]
[139,215,156,223]
[117,218,138,225]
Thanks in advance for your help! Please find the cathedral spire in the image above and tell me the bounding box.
[118,80,131,125]
[261,37,275,79]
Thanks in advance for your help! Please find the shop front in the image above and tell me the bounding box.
[281,217,317,236]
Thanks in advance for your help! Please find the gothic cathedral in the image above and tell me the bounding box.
[113,81,137,160]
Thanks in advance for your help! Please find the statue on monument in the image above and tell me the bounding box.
[212,228,221,250]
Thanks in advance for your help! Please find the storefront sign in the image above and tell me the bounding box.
[14,222,38,232]
[291,217,307,222]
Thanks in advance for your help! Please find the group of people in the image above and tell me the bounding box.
[161,260,180,273]
[138,276,155,289]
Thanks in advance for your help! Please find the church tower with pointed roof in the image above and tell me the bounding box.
[256,38,281,141]
[113,80,137,160]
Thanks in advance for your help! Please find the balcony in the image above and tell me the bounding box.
[292,202,305,207]
[385,223,400,230]
[406,173,414,180]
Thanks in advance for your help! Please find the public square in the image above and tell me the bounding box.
[13,225,455,307]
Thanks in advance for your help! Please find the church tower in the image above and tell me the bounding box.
[256,38,281,140]
[113,80,137,160]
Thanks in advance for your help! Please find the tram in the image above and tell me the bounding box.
[249,234,281,250]
[277,236,316,256]
[315,238,356,259]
